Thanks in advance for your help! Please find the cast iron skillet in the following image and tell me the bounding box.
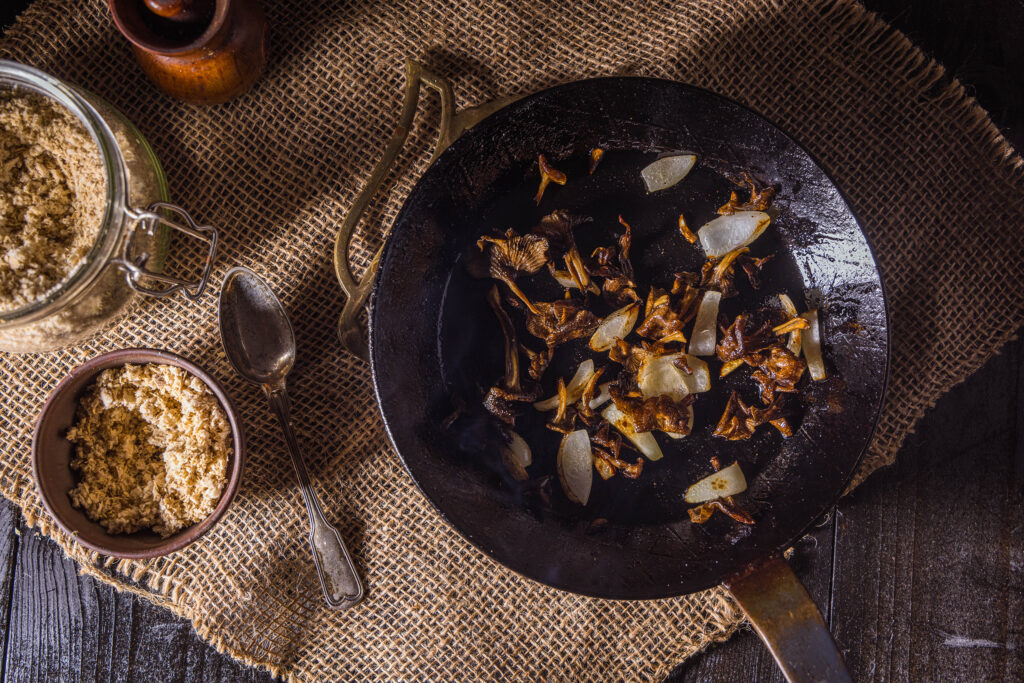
[336,62,888,682]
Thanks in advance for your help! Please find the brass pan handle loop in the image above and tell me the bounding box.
[333,59,458,361]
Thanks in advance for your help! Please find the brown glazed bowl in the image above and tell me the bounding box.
[32,348,245,558]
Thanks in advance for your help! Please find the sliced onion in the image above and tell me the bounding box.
[500,430,532,481]
[697,211,771,258]
[641,154,696,193]
[552,268,598,293]
[534,359,595,411]
[778,293,802,356]
[557,429,593,504]
[587,381,613,410]
[688,290,721,356]
[602,403,663,461]
[589,302,640,352]
[682,355,711,393]
[551,269,576,289]
[638,353,688,401]
[638,353,691,401]
[778,293,798,318]
[801,309,826,380]
[685,461,748,503]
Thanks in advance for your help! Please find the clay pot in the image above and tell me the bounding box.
[109,0,267,105]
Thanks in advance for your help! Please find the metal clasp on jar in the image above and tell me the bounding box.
[114,202,218,300]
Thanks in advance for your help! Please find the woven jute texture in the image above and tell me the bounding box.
[2,0,1022,680]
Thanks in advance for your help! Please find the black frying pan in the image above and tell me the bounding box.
[335,63,888,682]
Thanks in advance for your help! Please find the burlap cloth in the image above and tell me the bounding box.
[1,0,1022,680]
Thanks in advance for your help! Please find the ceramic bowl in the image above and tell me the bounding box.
[32,348,245,558]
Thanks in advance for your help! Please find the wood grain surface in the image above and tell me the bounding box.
[1,1,1022,681]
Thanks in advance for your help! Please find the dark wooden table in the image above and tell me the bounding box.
[2,2,1022,681]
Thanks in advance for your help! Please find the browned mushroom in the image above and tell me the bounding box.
[636,287,696,343]
[616,215,636,280]
[592,448,616,480]
[716,312,775,362]
[578,366,606,421]
[600,275,639,308]
[592,445,644,480]
[587,245,620,278]
[712,391,759,440]
[535,154,567,204]
[688,498,755,524]
[750,395,793,437]
[738,253,774,289]
[701,246,750,297]
[483,385,539,424]
[609,384,694,436]
[717,174,776,215]
[533,211,594,292]
[748,346,807,403]
[547,378,577,434]
[678,212,698,243]
[525,299,600,348]
[486,285,522,393]
[477,229,549,314]
[524,345,554,381]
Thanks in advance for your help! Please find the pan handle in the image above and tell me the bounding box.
[332,59,456,360]
[332,59,519,360]
[724,555,852,682]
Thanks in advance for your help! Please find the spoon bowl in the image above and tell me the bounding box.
[219,267,295,387]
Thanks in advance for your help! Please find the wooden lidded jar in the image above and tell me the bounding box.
[108,0,267,105]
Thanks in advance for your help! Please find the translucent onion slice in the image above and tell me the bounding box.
[638,353,708,400]
[551,270,576,289]
[688,290,721,357]
[641,154,696,193]
[778,293,802,356]
[682,355,711,393]
[801,309,826,380]
[685,461,748,504]
[602,403,663,461]
[500,430,532,481]
[697,211,771,258]
[534,359,595,411]
[638,353,690,401]
[778,293,798,318]
[552,268,598,293]
[557,429,593,504]
[589,302,640,352]
[587,381,613,410]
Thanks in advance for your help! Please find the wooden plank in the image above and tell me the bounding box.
[2,511,275,683]
[830,337,1024,682]
[0,500,21,681]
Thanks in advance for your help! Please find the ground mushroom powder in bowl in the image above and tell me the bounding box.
[66,363,231,537]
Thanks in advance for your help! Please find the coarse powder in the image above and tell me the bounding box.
[0,87,105,311]
[67,363,231,537]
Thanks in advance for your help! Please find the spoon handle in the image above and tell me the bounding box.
[266,387,364,608]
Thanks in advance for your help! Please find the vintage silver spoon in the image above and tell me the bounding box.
[218,266,363,608]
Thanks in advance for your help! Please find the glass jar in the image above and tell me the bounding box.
[0,60,217,353]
